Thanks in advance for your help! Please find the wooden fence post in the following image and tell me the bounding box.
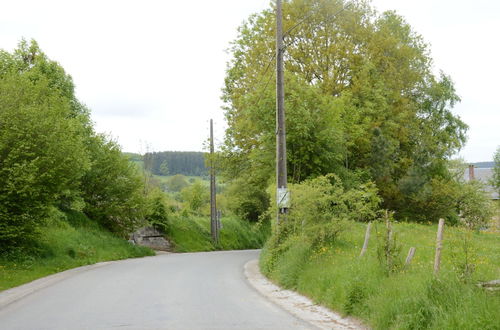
[359,222,372,257]
[404,247,416,268]
[434,218,445,275]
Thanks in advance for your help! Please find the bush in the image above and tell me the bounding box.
[456,181,495,230]
[80,135,146,236]
[180,180,209,215]
[145,189,170,234]
[226,177,270,222]
[0,70,89,249]
[166,174,189,192]
[272,174,380,246]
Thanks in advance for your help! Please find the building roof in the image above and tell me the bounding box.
[464,167,499,199]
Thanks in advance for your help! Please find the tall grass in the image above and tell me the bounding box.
[168,215,270,252]
[260,221,500,329]
[0,210,154,291]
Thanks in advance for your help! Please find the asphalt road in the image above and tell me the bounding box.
[0,250,313,330]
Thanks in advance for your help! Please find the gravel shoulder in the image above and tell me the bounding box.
[244,259,367,330]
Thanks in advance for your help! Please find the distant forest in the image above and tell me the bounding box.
[143,151,207,176]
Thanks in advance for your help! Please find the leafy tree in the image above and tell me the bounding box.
[0,59,89,248]
[180,180,209,215]
[221,0,467,222]
[80,135,146,235]
[0,39,154,250]
[166,174,189,192]
[493,147,500,195]
[159,160,169,176]
[226,176,270,222]
[145,188,170,234]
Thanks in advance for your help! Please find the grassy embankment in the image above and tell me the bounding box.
[260,221,500,329]
[168,215,269,252]
[1,211,269,291]
[0,210,154,292]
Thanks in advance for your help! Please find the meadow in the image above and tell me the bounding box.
[260,221,500,329]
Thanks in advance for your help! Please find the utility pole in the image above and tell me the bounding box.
[276,0,289,223]
[210,119,218,244]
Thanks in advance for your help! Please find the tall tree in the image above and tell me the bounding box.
[221,0,467,221]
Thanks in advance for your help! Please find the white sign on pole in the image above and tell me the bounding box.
[277,187,290,208]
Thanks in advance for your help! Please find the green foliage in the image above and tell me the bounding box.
[221,0,467,223]
[449,229,478,283]
[226,176,270,222]
[145,189,170,234]
[167,215,270,252]
[180,180,209,215]
[273,174,380,247]
[159,160,169,176]
[165,174,189,192]
[144,151,207,176]
[0,210,153,291]
[457,181,495,230]
[0,44,90,249]
[375,212,403,275]
[493,146,500,195]
[260,221,500,329]
[80,135,146,236]
[0,40,152,252]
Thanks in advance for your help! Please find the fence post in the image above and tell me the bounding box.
[434,218,445,275]
[404,247,416,268]
[359,222,372,257]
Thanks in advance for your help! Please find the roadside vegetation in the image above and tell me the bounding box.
[261,221,499,329]
[168,215,269,252]
[259,175,499,329]
[0,210,153,291]
[0,40,265,292]
[218,1,500,329]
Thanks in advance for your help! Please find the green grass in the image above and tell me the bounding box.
[0,210,154,292]
[260,221,500,329]
[168,215,270,252]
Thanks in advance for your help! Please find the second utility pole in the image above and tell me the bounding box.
[276,0,289,223]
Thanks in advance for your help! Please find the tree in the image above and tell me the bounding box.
[80,135,146,235]
[493,147,500,195]
[159,160,169,176]
[0,47,90,248]
[180,180,209,215]
[0,40,153,249]
[166,174,189,192]
[221,0,467,222]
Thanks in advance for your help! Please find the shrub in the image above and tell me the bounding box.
[180,180,209,215]
[456,181,495,230]
[0,72,89,249]
[275,174,380,246]
[226,177,270,222]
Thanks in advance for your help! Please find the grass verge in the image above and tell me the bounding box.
[260,221,500,329]
[168,215,270,252]
[0,210,154,292]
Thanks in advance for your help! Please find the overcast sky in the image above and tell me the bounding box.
[1,0,498,162]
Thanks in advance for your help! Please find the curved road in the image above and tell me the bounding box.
[0,250,313,329]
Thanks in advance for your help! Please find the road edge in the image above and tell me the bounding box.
[244,259,368,330]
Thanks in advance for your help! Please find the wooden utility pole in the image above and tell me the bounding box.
[210,119,218,244]
[276,0,289,223]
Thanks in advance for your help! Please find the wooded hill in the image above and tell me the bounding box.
[143,151,207,176]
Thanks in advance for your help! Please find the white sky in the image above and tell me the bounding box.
[0,0,498,162]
